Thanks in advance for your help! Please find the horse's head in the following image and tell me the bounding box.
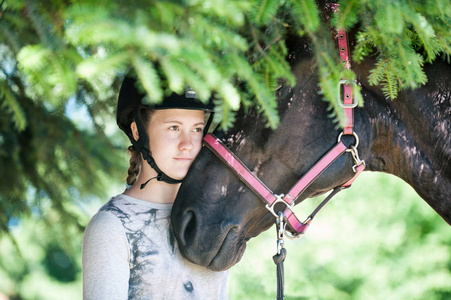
[171,31,451,272]
[170,57,363,270]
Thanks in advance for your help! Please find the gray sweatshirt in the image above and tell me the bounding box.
[82,194,229,299]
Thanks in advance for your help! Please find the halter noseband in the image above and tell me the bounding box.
[204,130,364,234]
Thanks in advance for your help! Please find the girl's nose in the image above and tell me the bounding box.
[179,131,194,151]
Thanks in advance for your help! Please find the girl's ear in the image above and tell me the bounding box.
[130,121,139,142]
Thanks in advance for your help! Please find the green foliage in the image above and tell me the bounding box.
[291,0,320,32]
[0,211,85,299]
[60,0,291,128]
[250,0,280,25]
[352,0,451,100]
[3,0,451,130]
[0,90,126,234]
[0,0,128,237]
[0,77,26,131]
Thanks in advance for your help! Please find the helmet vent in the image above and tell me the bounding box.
[185,87,198,99]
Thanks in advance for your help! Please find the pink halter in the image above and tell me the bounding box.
[202,25,365,237]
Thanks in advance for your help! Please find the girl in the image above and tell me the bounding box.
[82,74,228,299]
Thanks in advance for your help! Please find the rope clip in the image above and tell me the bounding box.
[276,212,286,254]
[347,145,366,172]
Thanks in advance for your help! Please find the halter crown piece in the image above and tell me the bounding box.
[202,5,365,300]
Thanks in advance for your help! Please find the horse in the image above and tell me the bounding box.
[170,19,451,273]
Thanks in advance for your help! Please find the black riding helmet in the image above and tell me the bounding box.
[117,74,215,187]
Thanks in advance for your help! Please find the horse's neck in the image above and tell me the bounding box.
[359,59,451,224]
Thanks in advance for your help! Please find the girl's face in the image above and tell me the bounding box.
[147,109,205,180]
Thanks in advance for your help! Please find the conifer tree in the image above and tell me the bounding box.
[0,0,450,234]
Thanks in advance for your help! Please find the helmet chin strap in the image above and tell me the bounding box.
[140,147,183,187]
[132,108,183,188]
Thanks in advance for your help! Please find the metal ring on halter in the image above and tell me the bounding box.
[265,194,295,219]
[284,229,303,240]
[337,131,359,149]
[283,215,312,240]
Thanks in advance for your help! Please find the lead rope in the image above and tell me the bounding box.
[273,212,287,300]
[272,186,348,299]
[273,249,287,300]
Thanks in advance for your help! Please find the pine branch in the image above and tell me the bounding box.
[196,0,248,26]
[353,31,374,63]
[24,0,61,50]
[229,53,280,128]
[0,79,26,131]
[77,51,129,80]
[382,68,398,100]
[402,10,437,62]
[291,0,320,32]
[251,0,280,26]
[213,99,236,130]
[216,81,241,111]
[375,0,404,34]
[396,41,426,89]
[159,57,185,94]
[334,0,359,29]
[0,22,22,54]
[185,14,248,51]
[132,56,163,104]
[317,51,345,127]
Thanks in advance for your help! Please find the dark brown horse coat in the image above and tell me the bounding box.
[171,28,451,271]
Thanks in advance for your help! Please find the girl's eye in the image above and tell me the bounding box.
[192,127,203,133]
[169,126,179,131]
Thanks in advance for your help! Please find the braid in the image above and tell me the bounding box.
[126,145,141,186]
[124,108,154,187]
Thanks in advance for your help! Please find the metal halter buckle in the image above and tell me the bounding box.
[337,79,358,108]
[265,194,294,219]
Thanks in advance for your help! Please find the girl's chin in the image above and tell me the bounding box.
[165,170,189,181]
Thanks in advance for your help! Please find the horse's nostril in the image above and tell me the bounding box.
[179,210,196,247]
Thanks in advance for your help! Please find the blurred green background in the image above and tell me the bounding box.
[1,171,450,299]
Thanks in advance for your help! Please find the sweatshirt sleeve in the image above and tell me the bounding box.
[82,211,130,300]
